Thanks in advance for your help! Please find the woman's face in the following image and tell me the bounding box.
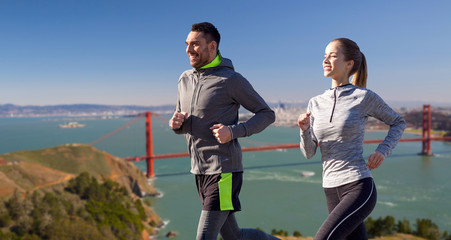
[323,41,353,80]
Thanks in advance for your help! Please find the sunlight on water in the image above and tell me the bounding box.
[245,169,322,184]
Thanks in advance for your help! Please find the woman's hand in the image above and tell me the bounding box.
[367,151,385,170]
[298,112,311,131]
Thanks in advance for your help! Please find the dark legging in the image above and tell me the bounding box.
[315,178,377,240]
[196,210,280,240]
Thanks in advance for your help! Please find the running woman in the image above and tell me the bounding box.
[298,38,406,239]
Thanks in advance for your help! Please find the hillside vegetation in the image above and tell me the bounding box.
[0,144,163,239]
[271,214,451,240]
[277,233,426,240]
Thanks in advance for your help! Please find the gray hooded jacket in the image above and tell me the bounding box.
[174,56,275,175]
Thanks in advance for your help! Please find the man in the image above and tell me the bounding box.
[169,22,279,240]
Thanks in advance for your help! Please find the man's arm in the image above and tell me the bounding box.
[171,81,190,134]
[226,73,275,139]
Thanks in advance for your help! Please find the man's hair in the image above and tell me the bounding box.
[191,22,221,48]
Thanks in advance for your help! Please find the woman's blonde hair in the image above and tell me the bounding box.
[332,38,368,88]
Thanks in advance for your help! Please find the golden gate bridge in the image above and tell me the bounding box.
[90,104,451,178]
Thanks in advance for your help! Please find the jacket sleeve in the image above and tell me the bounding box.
[365,91,406,157]
[172,75,191,135]
[226,73,275,139]
[300,100,318,159]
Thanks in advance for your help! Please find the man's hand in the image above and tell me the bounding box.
[367,151,385,170]
[169,112,188,130]
[298,112,311,131]
[210,124,232,144]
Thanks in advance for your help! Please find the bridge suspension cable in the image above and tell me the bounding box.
[90,113,146,146]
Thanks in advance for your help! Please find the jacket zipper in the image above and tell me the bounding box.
[190,72,200,115]
[330,88,337,123]
[190,71,203,173]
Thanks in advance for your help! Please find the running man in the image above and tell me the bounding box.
[169,22,279,240]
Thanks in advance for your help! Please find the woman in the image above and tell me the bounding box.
[298,38,406,239]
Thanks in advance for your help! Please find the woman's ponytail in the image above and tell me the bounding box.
[351,52,367,88]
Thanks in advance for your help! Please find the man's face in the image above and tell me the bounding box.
[185,31,215,68]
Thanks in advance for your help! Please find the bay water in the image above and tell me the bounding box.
[1,116,450,239]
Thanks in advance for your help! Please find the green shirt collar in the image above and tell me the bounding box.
[200,52,221,69]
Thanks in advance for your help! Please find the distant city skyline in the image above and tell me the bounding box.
[1,1,450,106]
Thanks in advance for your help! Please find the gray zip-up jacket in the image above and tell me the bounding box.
[300,84,406,188]
[174,57,275,175]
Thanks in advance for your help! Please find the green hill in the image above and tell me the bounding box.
[0,144,158,198]
[0,144,163,240]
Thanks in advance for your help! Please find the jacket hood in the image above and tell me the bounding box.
[217,57,234,70]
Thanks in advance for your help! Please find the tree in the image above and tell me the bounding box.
[397,218,412,234]
[65,171,92,197]
[6,189,24,221]
[271,229,288,236]
[365,215,395,237]
[415,218,440,240]
[134,199,147,221]
[382,216,396,235]
[46,217,106,240]
[11,214,33,236]
[0,202,11,227]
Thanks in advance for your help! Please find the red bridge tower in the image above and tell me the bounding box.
[420,104,432,156]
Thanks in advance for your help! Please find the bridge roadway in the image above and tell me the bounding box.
[123,136,451,162]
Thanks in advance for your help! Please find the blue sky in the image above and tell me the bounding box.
[1,0,450,106]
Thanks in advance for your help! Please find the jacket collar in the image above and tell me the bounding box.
[200,52,221,69]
